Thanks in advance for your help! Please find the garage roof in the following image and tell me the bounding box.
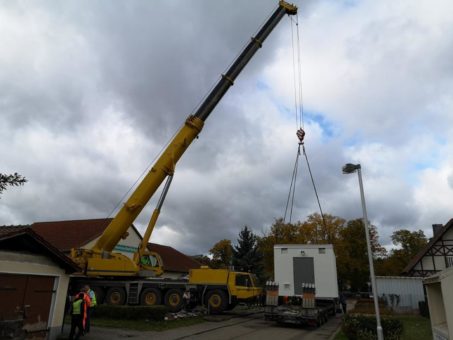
[0,227,79,273]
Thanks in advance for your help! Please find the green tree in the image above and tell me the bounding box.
[209,239,233,269]
[391,229,427,255]
[336,219,386,291]
[258,218,302,279]
[232,226,264,281]
[376,229,428,276]
[300,213,346,244]
[0,173,27,196]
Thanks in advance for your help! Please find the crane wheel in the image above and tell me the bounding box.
[205,290,228,314]
[140,288,162,306]
[105,287,126,305]
[164,289,183,312]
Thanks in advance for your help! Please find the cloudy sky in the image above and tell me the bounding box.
[1,0,452,255]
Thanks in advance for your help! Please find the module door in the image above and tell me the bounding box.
[293,257,314,295]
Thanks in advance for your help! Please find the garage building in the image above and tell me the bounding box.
[0,227,79,340]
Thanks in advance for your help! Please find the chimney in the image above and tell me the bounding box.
[432,224,443,237]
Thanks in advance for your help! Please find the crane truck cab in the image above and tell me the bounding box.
[189,267,263,313]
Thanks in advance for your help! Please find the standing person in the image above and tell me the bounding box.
[340,292,347,314]
[83,285,95,333]
[183,290,191,311]
[69,293,86,340]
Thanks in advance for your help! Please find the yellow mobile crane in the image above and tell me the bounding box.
[71,1,297,312]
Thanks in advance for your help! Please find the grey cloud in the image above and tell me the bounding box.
[2,0,453,256]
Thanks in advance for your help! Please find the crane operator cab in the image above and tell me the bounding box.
[135,249,164,277]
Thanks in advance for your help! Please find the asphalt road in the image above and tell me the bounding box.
[62,313,342,340]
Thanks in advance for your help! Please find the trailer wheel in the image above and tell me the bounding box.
[330,302,337,316]
[164,289,183,312]
[205,290,228,314]
[105,287,126,305]
[140,288,162,306]
[316,316,323,327]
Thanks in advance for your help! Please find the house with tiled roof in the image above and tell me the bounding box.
[402,219,453,277]
[3,218,200,279]
[31,218,141,258]
[148,242,201,276]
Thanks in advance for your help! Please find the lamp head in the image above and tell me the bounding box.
[342,163,361,174]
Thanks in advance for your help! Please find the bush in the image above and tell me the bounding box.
[342,314,403,340]
[94,305,168,321]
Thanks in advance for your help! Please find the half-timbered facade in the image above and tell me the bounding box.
[403,219,453,277]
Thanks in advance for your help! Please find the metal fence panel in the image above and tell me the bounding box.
[376,276,425,311]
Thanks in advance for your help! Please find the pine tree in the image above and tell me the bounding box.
[232,226,264,281]
[0,173,27,196]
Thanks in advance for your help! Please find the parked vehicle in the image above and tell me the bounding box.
[72,267,261,313]
[69,1,297,313]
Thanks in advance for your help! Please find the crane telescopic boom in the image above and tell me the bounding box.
[71,1,297,276]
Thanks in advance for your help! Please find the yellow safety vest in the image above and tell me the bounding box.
[89,290,97,307]
[72,299,83,315]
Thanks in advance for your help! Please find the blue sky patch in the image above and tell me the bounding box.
[256,80,270,91]
[304,111,336,140]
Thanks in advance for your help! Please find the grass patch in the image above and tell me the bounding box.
[334,315,432,340]
[333,330,349,340]
[91,316,205,332]
[398,315,432,340]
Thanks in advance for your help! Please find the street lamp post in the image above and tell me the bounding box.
[342,163,384,340]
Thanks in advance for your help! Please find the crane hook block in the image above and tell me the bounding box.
[296,128,305,143]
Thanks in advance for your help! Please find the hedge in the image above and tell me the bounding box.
[342,314,403,340]
[94,305,168,321]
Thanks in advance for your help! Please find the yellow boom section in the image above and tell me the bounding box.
[92,115,204,253]
[71,1,297,276]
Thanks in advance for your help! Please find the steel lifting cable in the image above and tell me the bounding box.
[284,15,327,232]
[302,144,327,232]
[283,130,303,223]
[290,16,305,130]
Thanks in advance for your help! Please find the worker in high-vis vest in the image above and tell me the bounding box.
[83,285,96,333]
[69,293,86,340]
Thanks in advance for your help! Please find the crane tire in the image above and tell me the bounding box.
[205,289,228,314]
[140,288,162,306]
[164,289,183,312]
[105,287,126,305]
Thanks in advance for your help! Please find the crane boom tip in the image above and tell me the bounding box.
[279,0,298,15]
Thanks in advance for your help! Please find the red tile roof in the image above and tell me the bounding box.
[31,218,112,251]
[2,218,200,274]
[149,242,200,273]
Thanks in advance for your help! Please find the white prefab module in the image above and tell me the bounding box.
[274,244,339,299]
